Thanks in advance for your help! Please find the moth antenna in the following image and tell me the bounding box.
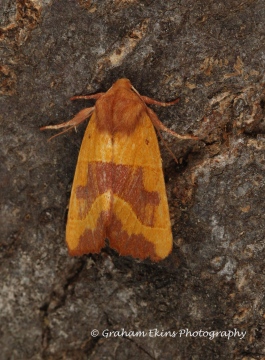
[156,129,179,163]
[46,125,77,141]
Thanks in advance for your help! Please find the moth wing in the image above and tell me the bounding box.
[66,112,112,256]
[107,111,173,261]
[66,109,173,261]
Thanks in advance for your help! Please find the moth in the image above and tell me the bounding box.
[41,78,197,261]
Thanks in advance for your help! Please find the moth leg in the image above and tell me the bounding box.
[40,107,94,131]
[140,95,179,107]
[40,107,95,140]
[40,91,105,133]
[146,107,198,140]
[70,92,105,101]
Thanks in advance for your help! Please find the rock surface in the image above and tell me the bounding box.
[1,0,264,358]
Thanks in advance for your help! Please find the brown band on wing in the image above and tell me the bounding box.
[75,162,112,219]
[107,214,160,261]
[112,164,159,227]
[75,162,160,226]
[68,211,107,256]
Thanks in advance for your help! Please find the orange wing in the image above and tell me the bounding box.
[66,109,172,261]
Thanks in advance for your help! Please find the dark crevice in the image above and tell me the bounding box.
[39,258,87,354]
[125,336,156,359]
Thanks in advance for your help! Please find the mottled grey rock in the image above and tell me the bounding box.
[1,0,264,359]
